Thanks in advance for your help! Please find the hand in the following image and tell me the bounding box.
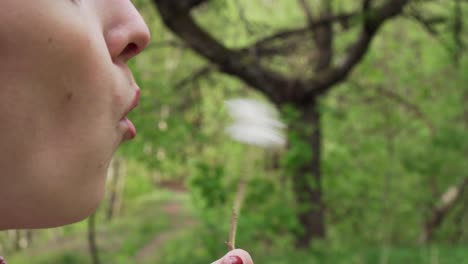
[211,249,253,264]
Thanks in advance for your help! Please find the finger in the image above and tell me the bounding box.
[210,249,254,264]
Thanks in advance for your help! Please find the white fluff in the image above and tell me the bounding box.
[225,98,286,148]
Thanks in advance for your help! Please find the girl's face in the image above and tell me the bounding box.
[0,0,150,229]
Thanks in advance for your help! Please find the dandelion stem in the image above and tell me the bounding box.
[227,178,247,251]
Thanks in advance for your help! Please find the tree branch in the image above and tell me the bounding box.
[301,0,409,101]
[453,0,464,65]
[174,65,214,90]
[147,40,187,50]
[153,0,298,103]
[297,0,314,25]
[418,178,468,244]
[234,0,255,35]
[350,80,435,133]
[403,10,454,55]
[243,12,356,55]
[165,0,208,12]
[313,2,334,72]
[405,12,445,36]
[363,0,373,10]
[377,88,435,134]
[153,0,409,105]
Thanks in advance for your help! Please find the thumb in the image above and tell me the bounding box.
[210,249,253,264]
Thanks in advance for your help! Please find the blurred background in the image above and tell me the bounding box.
[1,0,467,263]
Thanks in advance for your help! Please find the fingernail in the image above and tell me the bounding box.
[228,255,243,264]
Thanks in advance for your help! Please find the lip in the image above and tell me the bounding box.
[120,89,140,141]
[121,89,140,120]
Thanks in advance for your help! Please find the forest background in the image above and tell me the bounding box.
[1,0,468,263]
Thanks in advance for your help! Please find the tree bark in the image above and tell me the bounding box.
[291,100,325,247]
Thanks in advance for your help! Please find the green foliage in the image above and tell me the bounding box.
[10,252,88,264]
[188,162,227,209]
[281,104,314,175]
[3,1,468,263]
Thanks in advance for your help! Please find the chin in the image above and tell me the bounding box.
[36,175,107,229]
[36,195,104,229]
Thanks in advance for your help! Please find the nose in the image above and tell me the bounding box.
[105,2,151,63]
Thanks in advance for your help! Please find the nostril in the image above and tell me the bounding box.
[122,43,139,59]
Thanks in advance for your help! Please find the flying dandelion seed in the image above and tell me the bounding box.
[224,98,286,148]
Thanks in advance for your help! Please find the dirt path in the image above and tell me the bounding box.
[134,201,196,263]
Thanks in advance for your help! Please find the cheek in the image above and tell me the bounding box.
[2,14,121,201]
[41,24,122,130]
[0,1,128,228]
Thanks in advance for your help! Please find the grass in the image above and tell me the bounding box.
[251,245,468,264]
[4,189,190,264]
[4,189,468,264]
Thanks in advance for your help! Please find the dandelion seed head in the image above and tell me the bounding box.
[224,98,286,148]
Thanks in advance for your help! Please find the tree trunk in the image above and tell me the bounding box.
[25,230,33,248]
[88,213,101,264]
[8,230,21,252]
[106,158,126,221]
[291,99,325,248]
[150,0,411,249]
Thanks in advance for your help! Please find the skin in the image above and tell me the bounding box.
[0,0,149,229]
[0,1,252,263]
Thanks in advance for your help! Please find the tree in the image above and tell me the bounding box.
[149,0,462,248]
[88,213,101,264]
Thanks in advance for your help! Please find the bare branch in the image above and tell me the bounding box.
[245,12,356,56]
[418,178,468,244]
[313,3,334,72]
[402,10,455,55]
[453,0,464,64]
[174,65,213,90]
[170,0,209,11]
[297,0,314,25]
[343,0,408,67]
[153,0,298,103]
[349,80,435,133]
[242,40,303,57]
[147,40,186,50]
[363,0,373,10]
[153,0,410,105]
[302,0,410,100]
[405,9,446,36]
[376,87,435,133]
